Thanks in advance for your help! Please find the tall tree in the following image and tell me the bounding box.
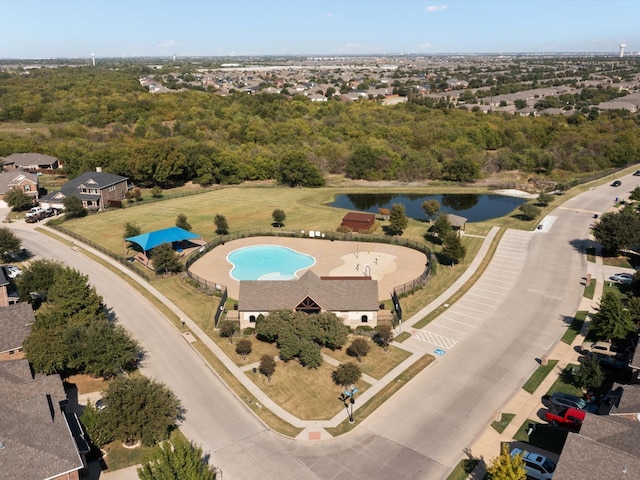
[518,203,541,221]
[4,187,34,211]
[151,243,183,274]
[16,259,60,303]
[138,436,218,480]
[593,209,640,254]
[175,213,192,231]
[214,214,229,235]
[486,444,526,480]
[433,214,453,239]
[277,151,325,187]
[388,203,408,236]
[441,231,467,264]
[47,266,105,321]
[574,354,605,391]
[100,376,183,446]
[63,195,87,219]
[0,227,21,261]
[218,320,239,344]
[374,324,394,351]
[591,290,635,340]
[421,199,440,223]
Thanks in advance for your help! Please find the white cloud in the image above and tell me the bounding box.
[325,12,333,18]
[157,40,176,49]
[425,4,447,12]
[416,42,434,51]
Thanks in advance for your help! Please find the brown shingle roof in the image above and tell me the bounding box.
[0,303,35,354]
[341,212,376,233]
[238,270,379,311]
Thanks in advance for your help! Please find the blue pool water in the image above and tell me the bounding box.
[227,245,315,281]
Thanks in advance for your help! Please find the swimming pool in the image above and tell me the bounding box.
[227,245,315,281]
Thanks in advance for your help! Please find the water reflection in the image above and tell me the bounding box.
[332,193,527,223]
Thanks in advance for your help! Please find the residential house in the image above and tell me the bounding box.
[554,414,640,479]
[40,168,129,211]
[0,302,35,361]
[340,212,376,233]
[0,170,39,202]
[0,359,89,480]
[3,153,60,171]
[237,270,379,330]
[0,267,19,307]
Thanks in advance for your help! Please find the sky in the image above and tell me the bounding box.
[1,0,639,59]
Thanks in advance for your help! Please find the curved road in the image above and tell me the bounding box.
[8,172,636,480]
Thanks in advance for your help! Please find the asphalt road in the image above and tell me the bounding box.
[7,171,638,480]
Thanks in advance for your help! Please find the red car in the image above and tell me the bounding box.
[545,406,586,431]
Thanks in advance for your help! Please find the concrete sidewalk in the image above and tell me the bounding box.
[467,247,604,477]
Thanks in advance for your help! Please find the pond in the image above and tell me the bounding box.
[330,193,528,222]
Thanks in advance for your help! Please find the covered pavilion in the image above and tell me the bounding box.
[125,226,205,268]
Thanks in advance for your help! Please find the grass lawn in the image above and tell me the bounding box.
[394,331,411,343]
[65,373,108,394]
[216,336,279,367]
[583,279,596,299]
[522,360,559,394]
[545,364,584,397]
[101,429,185,472]
[561,311,587,345]
[246,360,370,420]
[446,458,480,480]
[513,419,568,455]
[491,413,516,434]
[322,338,411,380]
[602,254,635,269]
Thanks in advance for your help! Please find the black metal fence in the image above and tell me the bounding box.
[185,228,433,300]
[213,287,228,328]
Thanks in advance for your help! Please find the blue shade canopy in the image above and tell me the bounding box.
[126,227,200,252]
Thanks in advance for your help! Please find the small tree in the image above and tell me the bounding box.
[486,443,526,480]
[332,362,361,387]
[214,214,229,235]
[441,231,467,264]
[0,227,22,262]
[574,354,605,391]
[421,199,440,222]
[387,203,408,236]
[235,338,252,359]
[433,214,453,238]
[138,436,217,480]
[4,187,33,211]
[123,222,141,239]
[219,320,239,344]
[272,209,286,227]
[63,196,87,219]
[374,324,394,351]
[347,337,371,362]
[259,355,276,382]
[151,186,163,198]
[151,243,183,275]
[175,213,192,231]
[518,203,540,221]
[536,192,553,207]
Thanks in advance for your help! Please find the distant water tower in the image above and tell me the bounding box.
[619,44,626,58]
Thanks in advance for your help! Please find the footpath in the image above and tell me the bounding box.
[467,246,605,478]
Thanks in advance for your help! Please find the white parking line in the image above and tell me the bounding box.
[412,329,458,349]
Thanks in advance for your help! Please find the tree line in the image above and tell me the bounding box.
[1,66,640,188]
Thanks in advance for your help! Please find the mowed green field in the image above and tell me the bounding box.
[60,184,462,255]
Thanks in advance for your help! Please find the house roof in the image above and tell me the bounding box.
[126,226,201,252]
[0,360,83,480]
[608,383,640,415]
[0,171,39,195]
[0,303,35,354]
[341,212,376,232]
[446,213,468,228]
[238,270,379,311]
[554,414,640,479]
[4,153,58,167]
[40,170,127,203]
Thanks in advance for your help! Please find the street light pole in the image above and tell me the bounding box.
[346,384,358,423]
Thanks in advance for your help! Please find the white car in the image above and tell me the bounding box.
[610,272,634,284]
[25,207,45,218]
[4,265,22,279]
[511,448,556,480]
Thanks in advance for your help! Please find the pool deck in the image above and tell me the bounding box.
[188,236,428,300]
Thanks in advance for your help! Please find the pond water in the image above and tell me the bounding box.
[330,193,527,222]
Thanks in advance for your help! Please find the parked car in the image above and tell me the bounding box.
[611,180,622,187]
[3,265,22,279]
[582,352,627,371]
[545,405,586,431]
[548,391,597,413]
[634,170,640,176]
[610,272,634,284]
[580,340,618,357]
[25,207,45,218]
[511,448,556,480]
[25,212,46,223]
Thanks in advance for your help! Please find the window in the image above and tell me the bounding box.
[361,315,368,323]
[108,186,116,192]
[249,315,256,323]
[24,185,31,191]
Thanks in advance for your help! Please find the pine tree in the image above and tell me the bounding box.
[388,203,408,236]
